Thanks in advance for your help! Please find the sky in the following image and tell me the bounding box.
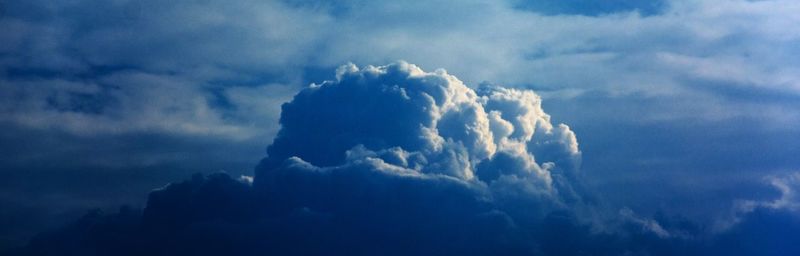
[1,0,800,255]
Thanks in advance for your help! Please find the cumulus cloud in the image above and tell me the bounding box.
[258,61,581,200]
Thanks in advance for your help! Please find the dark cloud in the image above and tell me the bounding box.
[14,172,800,255]
[13,173,533,255]
[0,121,266,250]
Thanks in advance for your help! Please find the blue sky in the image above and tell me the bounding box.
[1,0,800,254]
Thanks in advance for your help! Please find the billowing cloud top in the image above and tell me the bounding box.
[259,61,580,196]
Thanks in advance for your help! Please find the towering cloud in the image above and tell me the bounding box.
[12,62,584,255]
[249,61,585,254]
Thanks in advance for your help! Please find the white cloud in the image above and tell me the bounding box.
[259,61,581,201]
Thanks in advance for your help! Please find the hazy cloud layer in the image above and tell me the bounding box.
[3,0,800,136]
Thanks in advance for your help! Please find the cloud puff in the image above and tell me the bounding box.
[259,61,580,195]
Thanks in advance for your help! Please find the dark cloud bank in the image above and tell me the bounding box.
[8,62,800,256]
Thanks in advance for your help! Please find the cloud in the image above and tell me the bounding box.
[259,62,581,201]
[619,207,672,238]
[0,70,296,141]
[703,173,800,256]
[718,172,800,231]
